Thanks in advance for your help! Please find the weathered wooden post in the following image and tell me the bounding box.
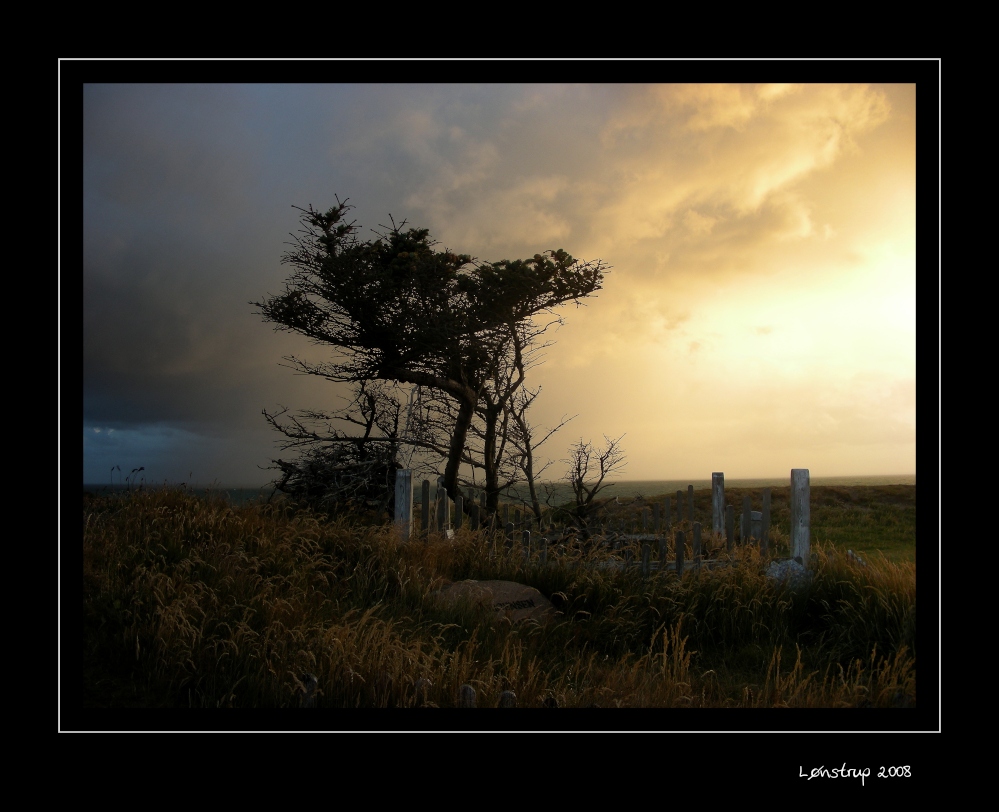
[641,540,650,577]
[725,504,734,554]
[436,477,447,532]
[522,529,531,563]
[421,479,430,538]
[712,472,725,537]
[761,488,771,557]
[458,684,476,708]
[791,469,810,563]
[497,690,517,708]
[394,469,413,540]
[469,489,479,531]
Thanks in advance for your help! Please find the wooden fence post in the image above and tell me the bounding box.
[469,488,479,531]
[664,495,671,530]
[421,479,430,538]
[761,488,771,557]
[791,469,810,562]
[712,472,725,537]
[436,477,447,532]
[394,469,412,540]
[725,504,734,554]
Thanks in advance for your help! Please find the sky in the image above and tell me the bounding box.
[78,76,925,488]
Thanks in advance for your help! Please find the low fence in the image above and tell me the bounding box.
[394,469,811,571]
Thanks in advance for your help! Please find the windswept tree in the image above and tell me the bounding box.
[253,197,609,515]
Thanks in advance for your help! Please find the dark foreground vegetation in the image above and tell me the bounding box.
[81,486,916,712]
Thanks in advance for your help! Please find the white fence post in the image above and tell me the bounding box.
[436,476,447,532]
[394,469,413,540]
[790,468,810,562]
[711,472,725,536]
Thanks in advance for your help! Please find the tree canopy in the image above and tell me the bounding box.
[254,198,609,508]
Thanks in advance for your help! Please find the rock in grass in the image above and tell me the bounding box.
[765,558,812,589]
[435,580,556,624]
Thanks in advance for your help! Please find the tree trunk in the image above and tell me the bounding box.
[481,402,501,524]
[443,397,476,506]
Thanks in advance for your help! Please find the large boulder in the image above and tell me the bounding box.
[434,579,556,624]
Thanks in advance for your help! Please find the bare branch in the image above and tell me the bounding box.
[560,434,627,536]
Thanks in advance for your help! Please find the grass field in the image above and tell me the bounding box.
[80,484,917,715]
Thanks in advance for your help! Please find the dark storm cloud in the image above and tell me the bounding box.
[82,84,606,441]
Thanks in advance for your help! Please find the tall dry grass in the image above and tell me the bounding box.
[83,488,916,709]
